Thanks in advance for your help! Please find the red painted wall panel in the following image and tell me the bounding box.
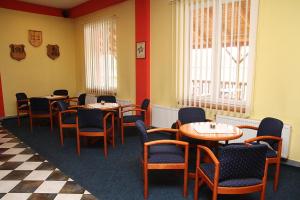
[0,0,63,17]
[69,0,127,18]
[135,0,150,124]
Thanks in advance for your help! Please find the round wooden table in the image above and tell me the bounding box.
[179,122,243,178]
[86,102,120,110]
[179,122,243,142]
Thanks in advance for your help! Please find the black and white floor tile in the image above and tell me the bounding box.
[0,124,98,200]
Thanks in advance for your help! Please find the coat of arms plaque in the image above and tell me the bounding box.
[9,44,26,61]
[28,30,42,47]
[47,44,60,60]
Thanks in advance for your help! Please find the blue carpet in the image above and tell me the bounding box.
[3,118,300,200]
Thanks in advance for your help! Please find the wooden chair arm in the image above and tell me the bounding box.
[68,105,85,109]
[206,119,212,122]
[245,135,282,143]
[197,145,220,187]
[197,145,219,165]
[121,104,140,109]
[50,101,58,110]
[237,125,258,130]
[147,128,178,134]
[60,110,77,114]
[121,108,146,114]
[103,112,114,131]
[176,120,182,128]
[145,139,188,147]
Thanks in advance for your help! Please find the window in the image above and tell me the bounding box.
[174,0,258,115]
[84,17,117,95]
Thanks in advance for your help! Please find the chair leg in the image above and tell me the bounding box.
[112,126,115,148]
[121,124,124,144]
[261,185,266,200]
[59,126,64,146]
[183,167,188,197]
[76,133,80,155]
[144,164,148,199]
[50,116,53,132]
[104,135,107,158]
[274,161,281,191]
[194,171,199,200]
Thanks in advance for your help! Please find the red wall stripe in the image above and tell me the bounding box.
[69,0,127,18]
[0,74,5,117]
[135,0,150,125]
[0,0,63,17]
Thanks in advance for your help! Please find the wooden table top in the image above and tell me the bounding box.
[179,122,243,141]
[86,103,119,110]
[44,95,67,100]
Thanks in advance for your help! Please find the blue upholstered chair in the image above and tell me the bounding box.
[237,117,284,191]
[194,144,268,200]
[56,101,77,146]
[135,120,189,199]
[53,89,68,96]
[96,95,117,103]
[16,92,29,127]
[29,97,53,132]
[77,93,86,105]
[176,107,210,143]
[76,108,114,158]
[120,98,150,144]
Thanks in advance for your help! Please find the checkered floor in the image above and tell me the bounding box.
[0,124,98,200]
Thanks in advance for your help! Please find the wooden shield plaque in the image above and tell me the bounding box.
[47,44,60,60]
[28,30,42,47]
[9,44,26,61]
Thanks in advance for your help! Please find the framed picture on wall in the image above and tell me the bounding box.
[136,41,146,59]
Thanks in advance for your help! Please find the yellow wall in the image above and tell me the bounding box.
[151,0,300,161]
[0,8,76,116]
[74,0,136,103]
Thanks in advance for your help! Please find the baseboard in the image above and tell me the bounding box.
[282,159,300,168]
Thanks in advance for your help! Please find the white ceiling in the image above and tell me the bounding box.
[18,0,90,9]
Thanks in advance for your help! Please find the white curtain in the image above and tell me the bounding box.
[84,17,117,95]
[174,0,258,116]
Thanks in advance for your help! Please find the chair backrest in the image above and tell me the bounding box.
[218,144,268,182]
[53,89,68,96]
[136,120,149,148]
[178,107,206,124]
[141,99,150,110]
[77,108,104,129]
[56,100,68,111]
[257,117,283,150]
[78,93,86,105]
[97,95,117,103]
[29,98,49,112]
[16,92,28,107]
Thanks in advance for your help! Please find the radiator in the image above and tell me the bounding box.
[152,104,179,128]
[216,115,291,159]
[151,104,291,158]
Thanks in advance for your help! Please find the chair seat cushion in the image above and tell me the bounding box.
[266,148,277,158]
[148,144,184,163]
[201,163,262,187]
[123,115,143,123]
[62,113,76,124]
